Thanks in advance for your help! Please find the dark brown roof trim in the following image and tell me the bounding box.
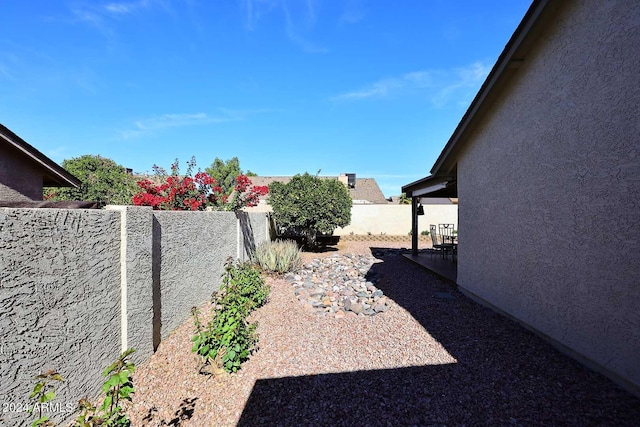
[0,124,81,187]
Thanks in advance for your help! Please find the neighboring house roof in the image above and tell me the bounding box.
[251,175,389,204]
[403,0,558,197]
[0,124,81,187]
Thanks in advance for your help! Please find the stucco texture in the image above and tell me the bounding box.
[153,211,240,339]
[334,204,458,236]
[106,205,155,363]
[457,0,640,390]
[0,208,122,426]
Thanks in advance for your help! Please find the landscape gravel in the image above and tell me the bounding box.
[127,240,640,426]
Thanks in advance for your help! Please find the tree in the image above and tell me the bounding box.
[205,157,256,196]
[44,155,137,206]
[132,158,214,211]
[132,157,267,211]
[398,193,412,204]
[268,173,351,248]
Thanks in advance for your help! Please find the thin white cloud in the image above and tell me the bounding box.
[46,146,69,163]
[69,6,110,33]
[335,79,400,100]
[104,0,172,16]
[121,113,222,139]
[339,0,366,25]
[430,62,490,107]
[104,0,157,15]
[242,0,328,53]
[68,0,160,36]
[242,0,279,31]
[0,61,15,81]
[105,3,131,14]
[332,61,492,107]
[120,109,266,139]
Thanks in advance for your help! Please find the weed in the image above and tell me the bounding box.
[73,348,136,427]
[29,370,64,427]
[26,350,136,427]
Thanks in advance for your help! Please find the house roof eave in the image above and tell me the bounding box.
[0,124,81,188]
[430,0,556,175]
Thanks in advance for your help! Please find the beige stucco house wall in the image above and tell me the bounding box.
[404,0,639,395]
[460,0,640,392]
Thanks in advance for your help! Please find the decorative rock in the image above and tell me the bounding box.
[286,253,392,318]
[373,303,387,313]
[351,303,364,314]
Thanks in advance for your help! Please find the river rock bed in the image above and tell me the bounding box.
[284,253,390,318]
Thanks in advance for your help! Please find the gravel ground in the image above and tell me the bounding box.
[128,240,640,426]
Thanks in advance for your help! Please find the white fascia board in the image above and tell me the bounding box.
[413,182,447,197]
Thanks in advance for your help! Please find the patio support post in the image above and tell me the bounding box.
[411,196,418,255]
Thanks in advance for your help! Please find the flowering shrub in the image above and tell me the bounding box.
[132,157,267,211]
[210,174,268,211]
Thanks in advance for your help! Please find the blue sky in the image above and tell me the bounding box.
[1,0,532,198]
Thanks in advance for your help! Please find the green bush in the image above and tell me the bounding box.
[191,258,269,373]
[254,239,301,274]
[268,173,351,249]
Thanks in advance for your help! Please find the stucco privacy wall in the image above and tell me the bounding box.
[0,207,268,426]
[457,0,640,391]
[106,206,155,362]
[249,203,458,236]
[153,211,268,339]
[0,208,122,425]
[334,204,457,236]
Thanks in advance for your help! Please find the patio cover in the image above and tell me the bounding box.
[402,174,457,199]
[402,175,457,255]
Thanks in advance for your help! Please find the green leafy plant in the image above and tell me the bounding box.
[191,258,269,373]
[421,230,430,236]
[221,258,269,315]
[398,193,412,204]
[73,348,136,427]
[253,239,301,274]
[268,173,351,249]
[191,305,256,374]
[205,157,256,197]
[25,351,135,427]
[29,370,64,427]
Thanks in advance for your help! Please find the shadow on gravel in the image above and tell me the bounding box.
[142,396,198,426]
[238,248,640,426]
